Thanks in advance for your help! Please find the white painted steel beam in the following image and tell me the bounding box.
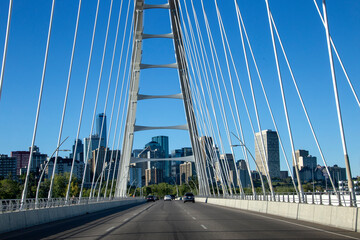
[137,93,183,100]
[130,155,194,164]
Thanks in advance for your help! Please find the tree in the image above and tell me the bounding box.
[0,178,20,199]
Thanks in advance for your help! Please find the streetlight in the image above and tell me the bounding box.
[35,136,70,208]
[230,133,266,199]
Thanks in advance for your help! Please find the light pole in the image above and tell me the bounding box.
[230,137,266,199]
[35,137,70,208]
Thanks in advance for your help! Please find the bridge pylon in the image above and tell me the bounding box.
[115,0,210,197]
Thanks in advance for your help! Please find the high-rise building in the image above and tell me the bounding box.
[71,139,84,161]
[46,156,85,180]
[294,149,317,170]
[170,147,193,184]
[152,136,169,158]
[129,165,142,188]
[11,146,46,176]
[151,136,170,180]
[91,146,110,180]
[11,151,30,175]
[0,154,17,178]
[219,154,237,186]
[254,130,280,178]
[83,135,101,164]
[31,146,47,174]
[96,113,107,147]
[237,160,251,188]
[145,167,163,186]
[180,162,195,185]
[199,136,218,183]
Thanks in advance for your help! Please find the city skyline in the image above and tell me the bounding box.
[0,0,359,177]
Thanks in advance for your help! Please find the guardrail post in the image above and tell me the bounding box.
[328,192,331,205]
[337,192,342,206]
[312,192,314,204]
[319,192,322,205]
[349,192,352,207]
[293,193,295,203]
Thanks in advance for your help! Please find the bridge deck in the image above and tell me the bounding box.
[1,200,359,240]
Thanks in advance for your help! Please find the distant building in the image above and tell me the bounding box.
[11,151,30,175]
[170,147,192,185]
[96,113,107,147]
[180,162,195,185]
[298,166,315,182]
[280,170,288,180]
[152,136,169,158]
[237,159,251,188]
[326,164,347,183]
[11,146,46,176]
[46,156,85,180]
[83,135,102,164]
[71,139,84,162]
[129,165,142,188]
[152,136,170,180]
[294,149,317,170]
[91,147,110,180]
[219,154,237,186]
[199,136,218,183]
[145,168,163,186]
[0,154,17,178]
[31,146,47,174]
[254,130,280,178]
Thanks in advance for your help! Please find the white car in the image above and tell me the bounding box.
[164,195,172,201]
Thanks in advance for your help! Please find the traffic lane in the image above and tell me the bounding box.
[105,199,206,240]
[180,201,360,239]
[0,201,149,240]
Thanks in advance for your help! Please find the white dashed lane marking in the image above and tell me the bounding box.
[200,224,207,230]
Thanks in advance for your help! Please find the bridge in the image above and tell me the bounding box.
[0,0,360,238]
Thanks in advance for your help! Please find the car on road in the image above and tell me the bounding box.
[183,192,195,203]
[170,195,176,200]
[147,195,155,202]
[164,195,172,201]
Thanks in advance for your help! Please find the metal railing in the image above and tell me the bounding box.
[199,191,359,207]
[0,196,139,213]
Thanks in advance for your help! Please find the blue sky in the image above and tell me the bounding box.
[0,0,359,177]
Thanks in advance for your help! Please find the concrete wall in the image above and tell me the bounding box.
[0,198,145,234]
[196,197,359,232]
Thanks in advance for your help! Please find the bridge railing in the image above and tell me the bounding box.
[201,191,359,207]
[0,197,139,213]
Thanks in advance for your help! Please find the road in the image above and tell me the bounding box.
[1,200,360,239]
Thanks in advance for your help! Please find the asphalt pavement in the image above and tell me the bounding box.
[1,200,360,239]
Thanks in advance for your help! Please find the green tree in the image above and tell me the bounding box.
[0,178,20,199]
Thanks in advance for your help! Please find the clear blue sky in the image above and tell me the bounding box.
[0,0,359,177]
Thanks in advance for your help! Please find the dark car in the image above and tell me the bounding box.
[170,195,176,200]
[183,192,195,203]
[147,195,155,202]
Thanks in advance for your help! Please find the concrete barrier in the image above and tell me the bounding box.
[297,204,315,223]
[202,197,360,232]
[248,200,267,213]
[267,201,298,219]
[357,208,359,232]
[312,204,332,226]
[330,206,357,231]
[0,198,145,234]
